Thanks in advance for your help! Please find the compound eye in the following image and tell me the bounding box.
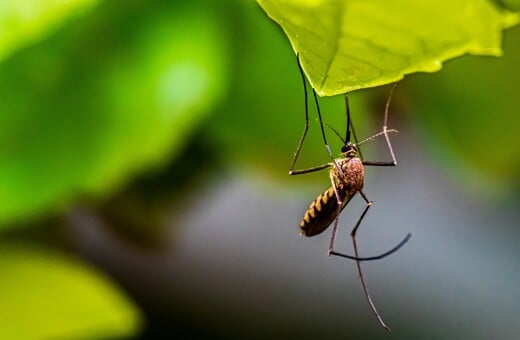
[341,145,348,153]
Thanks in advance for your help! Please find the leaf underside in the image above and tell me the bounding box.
[258,0,519,95]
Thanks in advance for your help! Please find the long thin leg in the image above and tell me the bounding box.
[289,54,311,174]
[351,190,391,331]
[326,188,396,328]
[288,54,344,176]
[289,162,331,176]
[323,95,361,152]
[313,88,344,177]
[331,233,411,261]
[362,83,399,167]
[380,83,398,165]
[344,94,365,160]
[328,172,346,256]
[327,173,411,261]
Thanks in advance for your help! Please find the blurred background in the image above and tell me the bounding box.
[0,0,519,339]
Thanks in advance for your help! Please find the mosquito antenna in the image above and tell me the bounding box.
[357,129,399,146]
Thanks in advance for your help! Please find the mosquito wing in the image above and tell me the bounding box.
[300,186,352,237]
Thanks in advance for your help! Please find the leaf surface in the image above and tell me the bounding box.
[258,0,519,95]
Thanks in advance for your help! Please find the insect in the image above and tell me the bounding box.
[289,54,411,331]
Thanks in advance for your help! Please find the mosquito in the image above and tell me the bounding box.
[289,55,411,331]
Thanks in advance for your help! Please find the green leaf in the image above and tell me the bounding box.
[403,25,520,196]
[0,244,141,339]
[0,0,100,64]
[257,0,519,95]
[0,2,229,227]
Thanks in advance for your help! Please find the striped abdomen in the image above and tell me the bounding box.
[299,187,351,237]
[299,157,364,237]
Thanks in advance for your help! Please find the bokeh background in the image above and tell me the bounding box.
[1,0,519,339]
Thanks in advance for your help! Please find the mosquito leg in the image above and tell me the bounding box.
[331,233,411,261]
[327,174,411,261]
[346,95,364,160]
[327,181,410,261]
[383,83,398,129]
[362,83,399,167]
[289,163,331,176]
[362,160,396,166]
[327,172,345,256]
[289,54,311,174]
[290,55,343,175]
[313,88,344,177]
[290,54,343,176]
[324,172,408,261]
[327,189,396,328]
[380,83,398,165]
[351,190,391,332]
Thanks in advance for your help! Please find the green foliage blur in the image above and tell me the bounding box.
[0,0,518,338]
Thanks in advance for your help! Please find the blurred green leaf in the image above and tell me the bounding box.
[0,244,141,339]
[0,2,229,227]
[501,0,520,10]
[0,0,100,63]
[257,0,519,95]
[403,25,520,196]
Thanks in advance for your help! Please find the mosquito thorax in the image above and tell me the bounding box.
[341,142,357,158]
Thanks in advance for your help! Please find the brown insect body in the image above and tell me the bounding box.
[289,62,406,330]
[300,155,364,236]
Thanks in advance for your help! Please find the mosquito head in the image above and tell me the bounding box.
[341,142,357,158]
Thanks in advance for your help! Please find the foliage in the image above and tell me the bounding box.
[0,1,228,227]
[403,25,520,194]
[257,0,518,95]
[0,244,141,339]
[0,0,100,63]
